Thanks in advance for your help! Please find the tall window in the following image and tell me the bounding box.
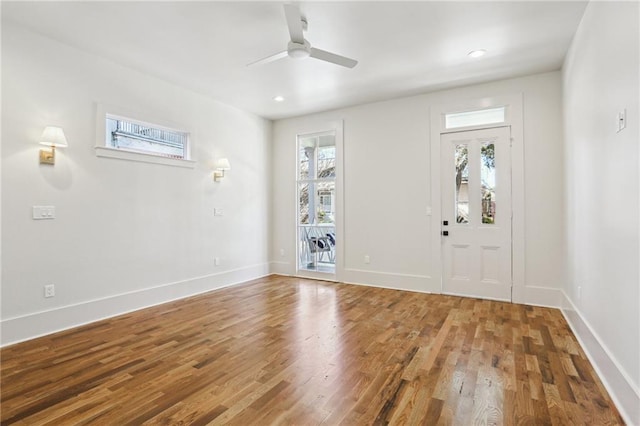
[297,131,336,273]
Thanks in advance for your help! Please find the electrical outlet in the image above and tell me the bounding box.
[364,255,370,264]
[279,248,285,257]
[214,257,221,266]
[213,208,224,217]
[44,284,55,298]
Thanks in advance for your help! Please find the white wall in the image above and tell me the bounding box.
[1,22,271,345]
[562,1,639,422]
[272,71,565,305]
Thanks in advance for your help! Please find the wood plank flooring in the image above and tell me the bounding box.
[1,275,624,425]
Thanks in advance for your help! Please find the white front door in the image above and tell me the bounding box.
[441,127,512,301]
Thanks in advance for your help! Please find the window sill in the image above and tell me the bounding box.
[95,146,196,169]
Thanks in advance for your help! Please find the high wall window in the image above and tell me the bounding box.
[105,114,190,160]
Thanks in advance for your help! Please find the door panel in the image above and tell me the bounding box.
[441,127,512,300]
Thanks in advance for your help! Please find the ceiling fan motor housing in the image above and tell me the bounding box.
[287,40,311,59]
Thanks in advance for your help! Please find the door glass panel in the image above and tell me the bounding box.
[317,140,336,178]
[455,144,469,224]
[298,183,311,224]
[299,138,316,180]
[317,181,335,224]
[481,142,496,224]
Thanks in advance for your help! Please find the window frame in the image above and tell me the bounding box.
[95,103,196,168]
[442,106,508,132]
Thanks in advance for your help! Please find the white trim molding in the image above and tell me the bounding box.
[269,261,293,276]
[95,146,197,168]
[561,291,640,425]
[342,268,435,293]
[1,263,270,347]
[512,284,563,308]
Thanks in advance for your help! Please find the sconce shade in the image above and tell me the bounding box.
[215,158,231,170]
[40,126,68,147]
[213,158,231,182]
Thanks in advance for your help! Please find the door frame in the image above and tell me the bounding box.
[293,120,345,283]
[429,94,525,303]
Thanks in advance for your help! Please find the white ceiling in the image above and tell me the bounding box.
[2,1,587,120]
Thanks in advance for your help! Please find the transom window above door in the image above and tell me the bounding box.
[445,106,506,130]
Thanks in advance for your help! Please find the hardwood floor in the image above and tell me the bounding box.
[1,275,624,425]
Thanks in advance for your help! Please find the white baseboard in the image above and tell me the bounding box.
[268,264,435,293]
[272,264,562,307]
[561,291,640,425]
[512,284,563,308]
[269,261,293,276]
[0,263,270,347]
[342,268,436,293]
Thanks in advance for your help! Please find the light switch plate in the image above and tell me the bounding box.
[33,206,56,220]
[214,208,224,216]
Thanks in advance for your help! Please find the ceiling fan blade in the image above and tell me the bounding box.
[246,50,288,67]
[310,48,358,68]
[283,4,305,44]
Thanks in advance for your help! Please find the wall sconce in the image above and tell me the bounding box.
[213,158,231,181]
[39,126,68,165]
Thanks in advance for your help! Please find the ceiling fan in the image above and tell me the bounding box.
[247,4,358,69]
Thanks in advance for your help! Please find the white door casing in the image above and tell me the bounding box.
[294,120,344,282]
[441,126,512,301]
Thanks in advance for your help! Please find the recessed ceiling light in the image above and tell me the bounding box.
[468,49,487,58]
[273,96,285,102]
